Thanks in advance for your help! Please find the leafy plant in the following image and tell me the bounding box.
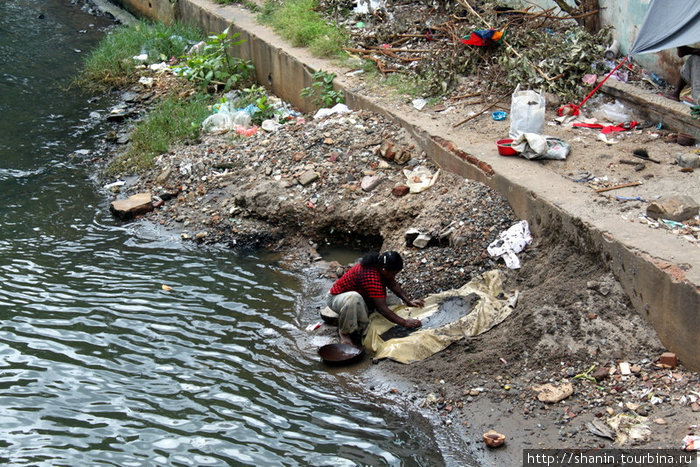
[300,70,344,107]
[176,26,255,92]
[238,84,280,124]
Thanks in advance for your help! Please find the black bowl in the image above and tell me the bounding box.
[318,343,363,365]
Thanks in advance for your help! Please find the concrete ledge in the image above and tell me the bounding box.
[110,0,700,370]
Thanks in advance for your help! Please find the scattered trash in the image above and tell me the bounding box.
[607,414,651,445]
[509,85,545,138]
[593,99,631,123]
[313,103,351,119]
[305,321,323,332]
[615,196,645,202]
[595,182,642,193]
[460,28,504,47]
[632,148,660,164]
[573,121,638,134]
[582,74,597,85]
[104,180,125,190]
[132,53,148,63]
[586,419,616,440]
[483,430,506,448]
[682,435,700,451]
[603,39,620,60]
[161,284,173,291]
[138,76,154,88]
[412,98,427,110]
[571,170,594,182]
[491,111,507,121]
[403,166,439,193]
[487,220,532,269]
[353,0,386,14]
[511,133,569,160]
[619,361,631,375]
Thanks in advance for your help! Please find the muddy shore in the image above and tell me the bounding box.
[94,66,700,464]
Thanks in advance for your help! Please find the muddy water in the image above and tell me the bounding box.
[0,1,452,465]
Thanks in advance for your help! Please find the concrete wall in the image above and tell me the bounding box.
[108,0,700,371]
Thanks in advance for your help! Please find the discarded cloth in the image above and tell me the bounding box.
[572,121,638,134]
[487,220,532,269]
[363,270,517,364]
[460,29,504,47]
[511,133,569,160]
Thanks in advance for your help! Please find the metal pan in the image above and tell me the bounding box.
[318,343,364,365]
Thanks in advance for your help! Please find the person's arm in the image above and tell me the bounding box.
[371,296,422,328]
[386,277,425,308]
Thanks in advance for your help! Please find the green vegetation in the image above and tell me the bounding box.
[300,70,344,107]
[76,20,203,90]
[107,93,214,175]
[212,0,261,10]
[259,0,347,57]
[175,27,255,92]
[237,85,280,124]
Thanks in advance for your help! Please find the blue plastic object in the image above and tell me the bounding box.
[492,111,507,121]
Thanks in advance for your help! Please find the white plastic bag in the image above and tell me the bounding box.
[487,220,532,269]
[593,100,630,123]
[509,84,545,138]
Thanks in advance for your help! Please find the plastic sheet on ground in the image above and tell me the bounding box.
[487,220,532,269]
[363,270,517,364]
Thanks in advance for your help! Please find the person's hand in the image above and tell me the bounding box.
[406,298,425,308]
[404,318,421,328]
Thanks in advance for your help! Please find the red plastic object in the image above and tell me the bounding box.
[497,138,517,156]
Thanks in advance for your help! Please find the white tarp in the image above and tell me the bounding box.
[628,0,700,55]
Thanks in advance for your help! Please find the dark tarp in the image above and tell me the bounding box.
[628,0,700,55]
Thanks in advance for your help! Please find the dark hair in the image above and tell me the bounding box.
[360,251,403,271]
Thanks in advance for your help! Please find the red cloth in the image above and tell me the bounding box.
[572,121,638,134]
[330,263,387,301]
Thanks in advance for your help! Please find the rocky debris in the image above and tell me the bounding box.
[109,106,519,298]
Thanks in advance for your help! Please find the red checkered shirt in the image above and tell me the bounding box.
[330,263,387,303]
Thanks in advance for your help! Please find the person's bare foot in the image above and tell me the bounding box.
[338,330,353,345]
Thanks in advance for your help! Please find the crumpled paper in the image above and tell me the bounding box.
[487,220,532,269]
[403,166,440,193]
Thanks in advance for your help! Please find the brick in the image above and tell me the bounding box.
[659,352,677,368]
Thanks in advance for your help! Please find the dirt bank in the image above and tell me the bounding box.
[97,72,699,463]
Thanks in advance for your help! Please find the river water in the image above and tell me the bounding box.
[0,1,449,465]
